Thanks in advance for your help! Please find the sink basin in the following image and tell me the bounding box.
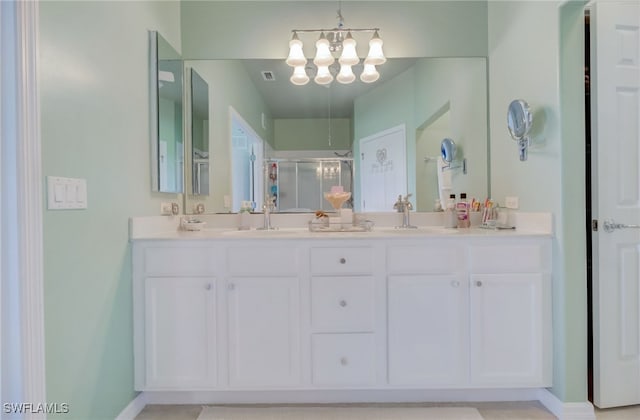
[220,228,303,237]
[377,226,458,235]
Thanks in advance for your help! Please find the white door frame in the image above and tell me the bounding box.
[0,0,47,415]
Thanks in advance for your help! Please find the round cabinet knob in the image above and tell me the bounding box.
[451,280,460,288]
[228,283,235,291]
[340,357,348,366]
[339,258,346,264]
[476,280,483,287]
[339,300,348,307]
[205,283,212,291]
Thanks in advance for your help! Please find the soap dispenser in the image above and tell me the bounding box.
[444,194,457,228]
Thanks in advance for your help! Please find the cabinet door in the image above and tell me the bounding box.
[227,276,300,387]
[144,277,216,389]
[388,274,468,386]
[470,273,550,386]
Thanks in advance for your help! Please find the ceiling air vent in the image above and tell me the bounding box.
[261,71,276,81]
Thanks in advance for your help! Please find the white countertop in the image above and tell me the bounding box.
[130,212,553,241]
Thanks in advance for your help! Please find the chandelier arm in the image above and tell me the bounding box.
[292,28,379,34]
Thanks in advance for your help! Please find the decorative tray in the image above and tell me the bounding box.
[308,219,374,232]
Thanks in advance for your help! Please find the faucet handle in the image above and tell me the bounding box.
[263,196,276,210]
[393,195,404,211]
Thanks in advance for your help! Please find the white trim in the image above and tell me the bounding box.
[117,389,598,420]
[140,388,543,405]
[16,0,47,416]
[537,389,596,420]
[115,393,147,420]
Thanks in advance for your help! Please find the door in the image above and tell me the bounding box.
[387,274,468,386]
[144,277,217,388]
[591,0,640,408]
[227,276,300,387]
[469,273,548,386]
[359,124,407,211]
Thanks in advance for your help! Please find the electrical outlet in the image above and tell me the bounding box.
[160,202,174,215]
[505,196,519,209]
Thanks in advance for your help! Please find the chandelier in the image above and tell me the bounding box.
[285,7,386,86]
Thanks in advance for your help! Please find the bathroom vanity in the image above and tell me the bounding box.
[131,218,552,398]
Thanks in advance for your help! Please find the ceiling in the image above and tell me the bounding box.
[241,58,417,119]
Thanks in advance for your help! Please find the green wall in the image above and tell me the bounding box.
[39,1,181,418]
[274,118,351,150]
[487,0,588,403]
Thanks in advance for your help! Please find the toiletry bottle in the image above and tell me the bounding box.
[457,193,470,228]
[445,194,457,228]
[238,201,251,230]
[434,198,443,212]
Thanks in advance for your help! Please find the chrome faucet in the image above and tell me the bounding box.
[393,194,417,229]
[258,196,277,230]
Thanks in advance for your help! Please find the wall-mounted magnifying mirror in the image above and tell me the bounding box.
[441,138,456,163]
[149,30,184,193]
[507,99,533,161]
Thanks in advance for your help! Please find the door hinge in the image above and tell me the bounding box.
[592,219,598,232]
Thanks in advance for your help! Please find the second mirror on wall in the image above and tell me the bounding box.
[189,68,210,196]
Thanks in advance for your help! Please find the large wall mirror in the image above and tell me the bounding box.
[149,30,183,193]
[180,57,488,214]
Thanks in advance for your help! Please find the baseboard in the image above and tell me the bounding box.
[537,389,596,420]
[115,393,147,420]
[141,388,543,405]
[123,388,596,419]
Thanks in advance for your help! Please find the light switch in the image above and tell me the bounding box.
[54,184,65,202]
[66,183,77,202]
[47,176,88,210]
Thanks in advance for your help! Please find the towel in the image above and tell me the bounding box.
[437,156,453,205]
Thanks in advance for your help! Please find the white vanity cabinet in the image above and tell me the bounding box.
[133,243,220,390]
[468,240,552,387]
[132,232,552,394]
[144,276,217,389]
[225,244,302,387]
[308,245,384,387]
[387,238,552,388]
[387,242,469,386]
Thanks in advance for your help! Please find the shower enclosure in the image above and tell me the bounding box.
[265,158,353,212]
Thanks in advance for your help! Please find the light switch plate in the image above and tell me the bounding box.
[47,176,87,210]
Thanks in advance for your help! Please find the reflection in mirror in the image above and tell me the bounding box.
[190,69,210,195]
[149,30,183,193]
[181,57,488,214]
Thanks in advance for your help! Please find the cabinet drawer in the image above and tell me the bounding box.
[311,276,375,332]
[312,333,376,386]
[469,242,549,273]
[227,246,298,276]
[144,247,217,276]
[310,247,373,275]
[387,245,464,274]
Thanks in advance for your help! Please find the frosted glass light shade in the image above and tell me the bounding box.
[360,63,380,83]
[290,65,309,85]
[314,33,335,66]
[314,65,333,85]
[338,33,359,66]
[336,64,355,84]
[364,31,386,65]
[286,36,306,67]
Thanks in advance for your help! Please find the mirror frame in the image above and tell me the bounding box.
[149,31,160,191]
[149,30,184,193]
